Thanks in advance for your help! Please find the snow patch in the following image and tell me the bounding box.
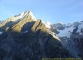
[28,11,36,21]
[21,10,36,21]
[77,22,83,33]
[0,32,3,34]
[53,21,83,38]
[10,10,36,22]
[17,10,36,20]
[56,26,74,38]
[24,31,28,33]
[44,21,51,29]
[16,12,25,20]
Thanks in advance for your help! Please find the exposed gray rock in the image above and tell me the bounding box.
[50,25,59,34]
[73,22,79,27]
[72,26,78,34]
[53,23,65,30]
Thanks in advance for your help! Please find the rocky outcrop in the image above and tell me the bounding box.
[72,26,78,34]
[73,22,79,27]
[0,17,21,31]
[11,14,35,33]
[53,23,65,30]
[50,25,59,34]
[31,19,49,33]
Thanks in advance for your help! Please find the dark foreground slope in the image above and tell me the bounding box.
[0,20,72,60]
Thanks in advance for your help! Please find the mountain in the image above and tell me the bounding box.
[0,10,73,60]
[0,10,36,32]
[0,10,83,60]
[45,21,83,58]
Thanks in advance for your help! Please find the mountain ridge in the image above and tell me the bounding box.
[0,10,83,60]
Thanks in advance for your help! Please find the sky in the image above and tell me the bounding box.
[0,0,83,24]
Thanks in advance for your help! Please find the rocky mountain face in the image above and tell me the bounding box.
[0,11,72,60]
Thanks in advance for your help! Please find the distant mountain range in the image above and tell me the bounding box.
[45,21,83,58]
[0,20,4,24]
[0,10,83,60]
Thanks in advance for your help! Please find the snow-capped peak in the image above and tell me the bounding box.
[6,10,36,22]
[46,21,51,25]
[0,10,36,28]
[27,10,36,21]
[43,21,51,29]
[15,10,36,21]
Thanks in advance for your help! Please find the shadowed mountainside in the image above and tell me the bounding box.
[0,18,72,60]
